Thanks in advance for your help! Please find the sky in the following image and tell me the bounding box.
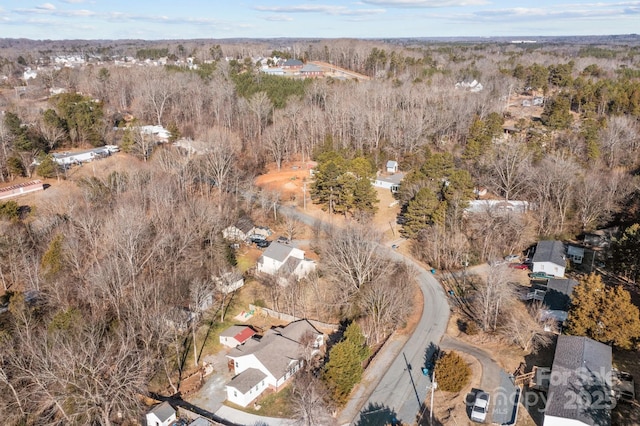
[0,0,638,40]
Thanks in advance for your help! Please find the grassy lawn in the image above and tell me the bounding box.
[225,385,294,418]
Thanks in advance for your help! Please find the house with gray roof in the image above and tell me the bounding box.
[543,335,612,426]
[256,242,315,280]
[532,240,566,278]
[538,278,578,323]
[222,216,255,242]
[225,319,324,407]
[145,401,176,426]
[300,63,324,77]
[281,59,303,69]
[373,172,405,193]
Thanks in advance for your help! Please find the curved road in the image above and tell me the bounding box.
[279,206,451,426]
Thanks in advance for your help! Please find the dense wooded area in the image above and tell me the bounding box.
[1,37,640,424]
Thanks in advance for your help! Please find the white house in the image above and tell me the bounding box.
[373,172,405,193]
[532,240,566,278]
[50,146,118,167]
[223,217,255,242]
[225,320,324,407]
[214,272,245,295]
[543,335,612,426]
[386,160,399,173]
[145,401,176,426]
[139,125,171,142]
[256,242,315,280]
[219,325,256,348]
[465,199,529,214]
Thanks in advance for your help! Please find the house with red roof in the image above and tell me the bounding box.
[219,325,256,349]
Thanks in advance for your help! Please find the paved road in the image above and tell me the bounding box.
[279,206,451,426]
[441,335,519,425]
[353,250,450,425]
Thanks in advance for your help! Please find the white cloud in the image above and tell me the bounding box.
[264,15,294,22]
[361,0,489,7]
[254,4,385,16]
[37,3,56,10]
[60,0,89,3]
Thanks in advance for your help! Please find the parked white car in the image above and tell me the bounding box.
[470,391,490,422]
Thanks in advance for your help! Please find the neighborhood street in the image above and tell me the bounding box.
[351,248,450,425]
[279,205,451,426]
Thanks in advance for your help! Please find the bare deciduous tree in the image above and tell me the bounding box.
[290,370,335,426]
[321,224,384,295]
[473,264,517,332]
[505,302,556,353]
[358,262,415,344]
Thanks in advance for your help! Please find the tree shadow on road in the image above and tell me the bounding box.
[355,402,401,426]
[415,400,445,426]
[422,342,440,376]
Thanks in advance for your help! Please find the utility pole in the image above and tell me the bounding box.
[303,181,306,211]
[430,369,437,424]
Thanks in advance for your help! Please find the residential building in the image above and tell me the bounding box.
[544,335,612,426]
[256,242,315,280]
[373,172,405,193]
[300,63,324,77]
[386,160,399,173]
[223,217,255,242]
[281,59,303,69]
[538,278,579,323]
[214,272,245,295]
[532,240,566,278]
[225,319,324,407]
[219,325,256,348]
[465,199,529,214]
[0,180,44,201]
[145,401,176,426]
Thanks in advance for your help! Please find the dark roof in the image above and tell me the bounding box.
[543,278,578,311]
[148,401,175,422]
[228,368,267,394]
[545,335,612,425]
[532,240,566,268]
[235,216,255,234]
[283,59,303,67]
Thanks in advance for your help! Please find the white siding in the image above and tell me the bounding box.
[532,261,565,278]
[231,354,277,387]
[226,379,269,408]
[543,415,588,426]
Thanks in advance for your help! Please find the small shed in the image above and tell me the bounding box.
[145,401,176,426]
[567,245,584,264]
[219,325,256,348]
[386,160,399,173]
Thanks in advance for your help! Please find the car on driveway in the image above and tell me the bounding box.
[470,391,490,423]
[276,236,290,244]
[248,234,266,243]
[509,263,530,270]
[529,271,554,280]
[504,254,519,262]
[256,240,270,248]
[614,370,635,403]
